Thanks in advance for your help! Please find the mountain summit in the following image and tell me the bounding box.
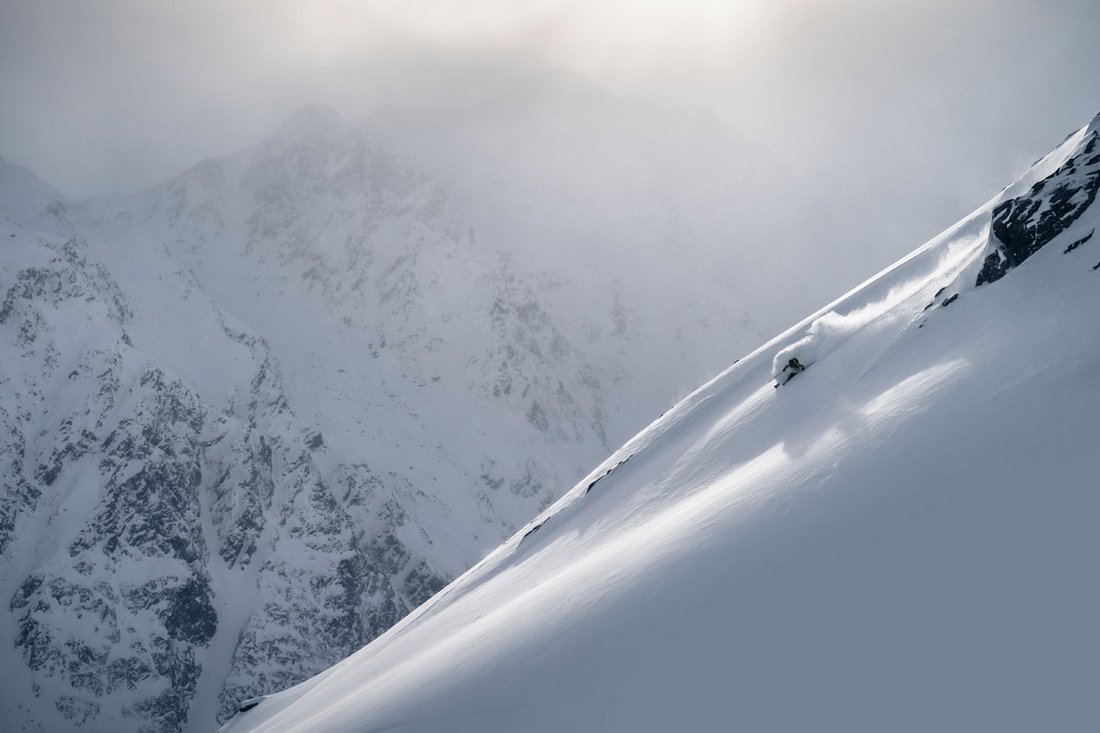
[223,116,1100,733]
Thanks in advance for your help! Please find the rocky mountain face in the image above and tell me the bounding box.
[0,191,447,732]
[977,124,1100,285]
[1,94,773,732]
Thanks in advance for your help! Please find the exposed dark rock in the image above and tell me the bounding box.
[1063,229,1094,253]
[402,560,448,607]
[586,454,633,494]
[162,578,218,644]
[526,401,550,431]
[0,421,37,555]
[55,696,99,726]
[977,133,1100,286]
[510,461,545,498]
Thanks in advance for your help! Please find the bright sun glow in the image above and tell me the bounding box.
[271,0,774,81]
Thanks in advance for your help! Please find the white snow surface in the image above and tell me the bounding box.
[223,122,1100,733]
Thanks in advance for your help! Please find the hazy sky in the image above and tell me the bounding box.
[1,0,1098,215]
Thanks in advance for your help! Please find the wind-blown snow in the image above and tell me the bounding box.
[223,117,1100,733]
[771,224,988,378]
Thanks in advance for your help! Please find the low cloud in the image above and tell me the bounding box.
[1,0,1098,296]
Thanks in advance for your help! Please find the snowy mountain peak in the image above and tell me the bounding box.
[266,104,348,145]
[178,157,227,190]
[1087,110,1100,136]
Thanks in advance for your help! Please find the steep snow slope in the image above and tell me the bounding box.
[223,115,1100,733]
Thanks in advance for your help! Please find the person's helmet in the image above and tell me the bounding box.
[788,357,799,367]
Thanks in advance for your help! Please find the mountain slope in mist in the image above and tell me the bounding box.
[222,113,1100,733]
[0,82,786,733]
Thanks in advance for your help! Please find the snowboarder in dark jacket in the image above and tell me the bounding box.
[777,357,806,386]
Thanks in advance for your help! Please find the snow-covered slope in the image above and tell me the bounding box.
[222,114,1100,733]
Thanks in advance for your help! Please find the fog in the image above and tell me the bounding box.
[2,0,1099,292]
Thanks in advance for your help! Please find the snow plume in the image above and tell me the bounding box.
[772,309,871,377]
[771,278,919,378]
[771,217,997,380]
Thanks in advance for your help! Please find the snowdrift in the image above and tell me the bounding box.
[222,115,1100,733]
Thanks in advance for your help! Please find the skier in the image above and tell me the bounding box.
[776,357,806,386]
